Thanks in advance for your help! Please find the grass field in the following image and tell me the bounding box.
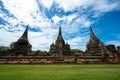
[0,64,120,80]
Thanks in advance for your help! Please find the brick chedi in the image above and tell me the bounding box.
[85,27,109,56]
[49,27,71,60]
[10,25,32,56]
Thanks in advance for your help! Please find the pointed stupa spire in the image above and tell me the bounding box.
[90,26,98,40]
[18,25,28,41]
[55,26,65,45]
[58,26,62,36]
[57,26,63,40]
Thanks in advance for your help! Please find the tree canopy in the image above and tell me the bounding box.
[71,49,83,53]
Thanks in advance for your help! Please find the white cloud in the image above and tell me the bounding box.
[92,0,120,17]
[1,0,52,27]
[0,27,22,46]
[74,16,92,28]
[44,0,120,18]
[52,15,61,24]
[49,0,120,13]
[51,14,91,36]
[29,34,52,51]
[94,1,120,12]
[106,40,120,47]
[68,36,89,51]
[52,14,77,24]
[40,0,54,9]
[55,0,94,12]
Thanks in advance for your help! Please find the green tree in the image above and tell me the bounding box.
[32,50,48,56]
[71,49,83,55]
[0,46,9,56]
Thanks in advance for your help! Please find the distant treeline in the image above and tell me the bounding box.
[0,46,83,56]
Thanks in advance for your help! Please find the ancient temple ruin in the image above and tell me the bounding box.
[106,44,117,57]
[85,27,109,56]
[117,46,120,53]
[9,25,32,56]
[49,27,71,60]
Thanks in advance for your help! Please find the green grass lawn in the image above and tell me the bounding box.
[0,64,120,80]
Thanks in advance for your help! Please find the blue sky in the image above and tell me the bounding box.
[0,0,120,51]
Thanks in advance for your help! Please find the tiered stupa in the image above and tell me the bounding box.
[85,27,109,56]
[10,25,32,56]
[49,27,71,60]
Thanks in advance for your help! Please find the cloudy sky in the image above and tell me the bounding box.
[0,0,120,51]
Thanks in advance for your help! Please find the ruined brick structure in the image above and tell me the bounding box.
[106,44,117,57]
[9,25,32,56]
[85,27,109,57]
[49,27,71,60]
[117,46,120,53]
